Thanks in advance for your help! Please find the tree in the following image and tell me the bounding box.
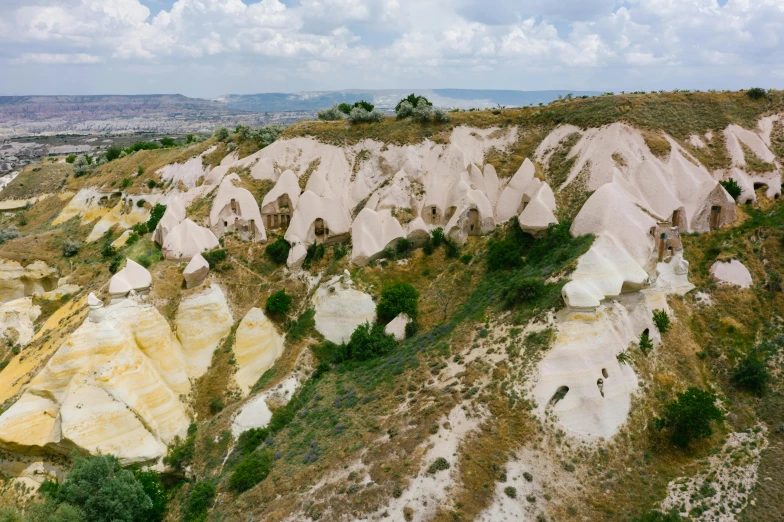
[105,146,123,162]
[732,355,770,395]
[395,93,431,114]
[746,87,767,100]
[58,455,153,522]
[353,100,374,112]
[146,203,167,233]
[720,178,742,201]
[159,137,176,147]
[265,238,291,265]
[339,322,397,362]
[652,309,670,333]
[338,102,353,115]
[266,289,292,317]
[229,450,273,493]
[131,468,167,522]
[656,387,724,448]
[377,282,419,323]
[213,127,229,141]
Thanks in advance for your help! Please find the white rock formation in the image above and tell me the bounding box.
[153,198,186,246]
[350,208,405,266]
[233,307,285,396]
[0,298,196,464]
[534,289,668,439]
[231,376,300,437]
[384,313,411,341]
[174,284,233,378]
[0,260,58,304]
[285,190,351,267]
[183,253,209,288]
[710,259,753,288]
[313,275,376,344]
[209,174,266,242]
[108,258,152,299]
[53,188,162,242]
[162,218,220,261]
[721,123,782,204]
[0,297,40,347]
[156,148,214,188]
[261,169,300,231]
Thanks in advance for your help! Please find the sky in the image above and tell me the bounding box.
[0,0,782,98]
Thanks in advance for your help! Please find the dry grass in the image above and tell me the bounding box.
[642,130,672,159]
[741,142,776,173]
[283,91,782,148]
[0,160,71,201]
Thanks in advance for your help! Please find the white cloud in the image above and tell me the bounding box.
[16,52,103,64]
[0,0,783,95]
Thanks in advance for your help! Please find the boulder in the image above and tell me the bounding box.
[233,308,285,396]
[108,259,152,299]
[183,254,209,289]
[384,313,411,341]
[163,218,220,261]
[313,276,376,344]
[710,260,753,288]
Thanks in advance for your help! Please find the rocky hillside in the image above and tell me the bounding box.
[0,90,783,522]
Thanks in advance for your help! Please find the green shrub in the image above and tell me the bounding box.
[159,137,176,147]
[317,104,344,121]
[427,457,450,474]
[337,322,396,362]
[209,396,224,413]
[286,309,317,343]
[65,154,77,164]
[236,428,269,455]
[487,222,532,271]
[303,243,325,268]
[502,276,545,308]
[732,355,770,395]
[720,178,742,201]
[265,238,291,265]
[395,94,431,116]
[504,486,517,498]
[126,142,159,153]
[101,243,117,259]
[266,290,292,317]
[62,239,81,258]
[348,107,384,123]
[430,227,444,247]
[630,510,684,522]
[639,331,654,354]
[146,204,166,232]
[202,248,227,268]
[184,480,215,522]
[137,166,144,176]
[108,257,123,274]
[130,467,167,522]
[653,309,670,333]
[655,387,724,448]
[746,87,767,100]
[377,282,419,323]
[395,238,412,256]
[146,179,157,189]
[214,127,229,141]
[105,146,123,161]
[434,108,451,123]
[58,454,152,522]
[229,450,273,493]
[164,423,197,470]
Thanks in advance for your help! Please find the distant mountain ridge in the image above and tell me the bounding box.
[0,89,600,136]
[215,89,601,112]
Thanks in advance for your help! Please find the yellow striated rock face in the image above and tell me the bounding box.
[175,284,233,378]
[233,307,285,396]
[0,260,58,304]
[0,286,233,465]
